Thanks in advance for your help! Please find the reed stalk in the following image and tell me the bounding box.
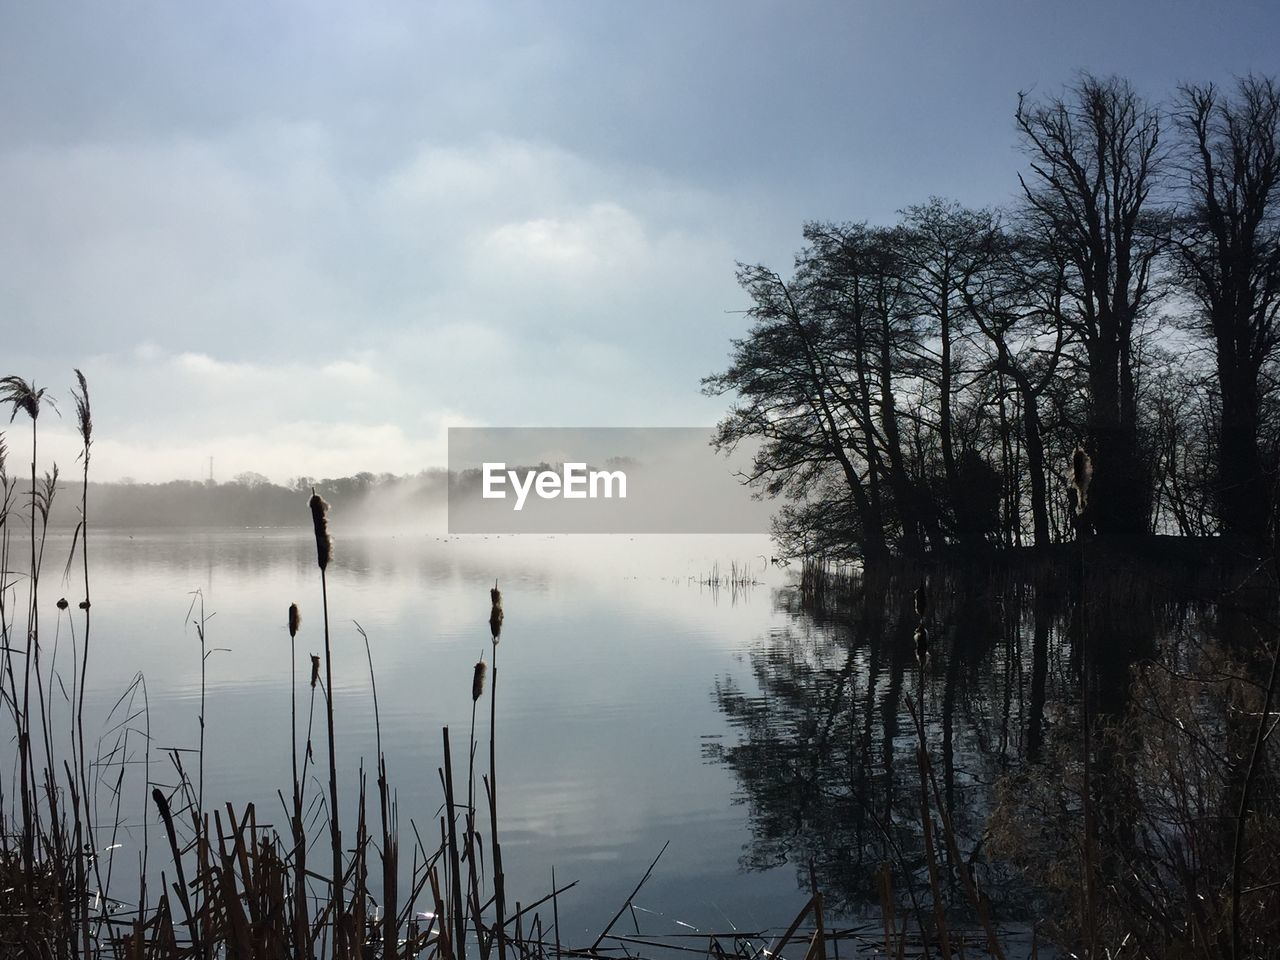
[186,590,210,820]
[443,726,468,960]
[71,369,95,957]
[358,619,399,960]
[288,601,311,958]
[465,656,487,956]
[1,376,50,881]
[488,583,507,960]
[309,489,344,954]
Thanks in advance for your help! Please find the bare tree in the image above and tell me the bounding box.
[1016,75,1167,535]
[961,224,1068,548]
[897,199,1002,547]
[703,261,890,564]
[804,223,933,555]
[1173,76,1280,545]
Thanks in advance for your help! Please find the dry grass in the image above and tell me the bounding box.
[988,634,1280,958]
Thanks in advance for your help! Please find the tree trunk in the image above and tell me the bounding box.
[1217,363,1268,543]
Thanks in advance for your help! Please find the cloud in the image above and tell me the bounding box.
[0,126,363,361]
[478,203,648,281]
[1,120,761,480]
[24,347,479,483]
[37,420,450,486]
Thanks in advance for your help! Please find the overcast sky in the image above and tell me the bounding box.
[2,1,1276,482]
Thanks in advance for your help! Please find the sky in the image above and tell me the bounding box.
[2,0,1277,483]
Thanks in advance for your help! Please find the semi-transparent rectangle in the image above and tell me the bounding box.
[448,427,772,534]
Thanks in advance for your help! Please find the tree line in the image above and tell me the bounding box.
[35,471,450,529]
[705,74,1280,562]
[35,466,592,529]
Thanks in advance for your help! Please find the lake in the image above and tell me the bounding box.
[11,526,1245,952]
[23,529,829,942]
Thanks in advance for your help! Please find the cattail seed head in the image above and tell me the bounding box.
[472,659,488,702]
[309,490,333,570]
[913,579,927,618]
[56,597,69,611]
[1071,446,1092,516]
[489,580,504,641]
[288,603,301,638]
[914,624,929,664]
[310,654,321,688]
[78,600,90,610]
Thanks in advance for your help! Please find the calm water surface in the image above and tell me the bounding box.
[22,526,1200,950]
[36,529,813,938]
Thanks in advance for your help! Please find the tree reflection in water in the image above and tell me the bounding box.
[705,562,1260,932]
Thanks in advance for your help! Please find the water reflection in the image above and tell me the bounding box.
[7,528,1274,944]
[707,561,1270,925]
[9,530,818,937]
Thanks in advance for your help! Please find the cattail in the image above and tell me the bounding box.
[152,787,172,822]
[913,579,927,618]
[288,602,301,638]
[472,659,488,702]
[489,580,504,641]
[1071,446,1092,516]
[914,624,929,665]
[310,654,321,688]
[56,597,69,611]
[78,600,90,610]
[309,490,332,570]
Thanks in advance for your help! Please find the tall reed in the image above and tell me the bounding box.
[464,655,487,954]
[1,376,52,880]
[488,582,508,960]
[288,601,310,957]
[70,369,95,956]
[309,488,344,953]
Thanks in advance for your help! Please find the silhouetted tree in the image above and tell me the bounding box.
[803,223,933,554]
[703,262,891,563]
[1016,75,1167,536]
[1173,76,1280,545]
[898,199,1001,547]
[961,224,1069,548]
[1148,353,1215,536]
[708,72,1280,558]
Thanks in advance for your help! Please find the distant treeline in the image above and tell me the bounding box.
[706,74,1280,562]
[23,466,606,529]
[34,471,450,529]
